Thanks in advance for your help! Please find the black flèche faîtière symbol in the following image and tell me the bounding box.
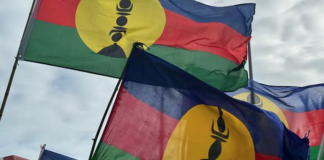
[98,0,133,58]
[202,107,229,160]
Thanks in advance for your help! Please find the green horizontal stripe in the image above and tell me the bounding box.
[24,21,126,78]
[23,20,247,91]
[147,45,247,91]
[92,142,321,160]
[91,141,140,160]
[310,146,324,160]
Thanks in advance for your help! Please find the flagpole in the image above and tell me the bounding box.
[317,131,324,160]
[247,41,255,104]
[88,63,128,160]
[0,0,37,122]
[88,43,145,160]
[38,144,46,160]
[0,56,19,122]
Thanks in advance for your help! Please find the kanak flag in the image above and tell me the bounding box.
[228,80,324,160]
[91,43,309,160]
[18,0,255,91]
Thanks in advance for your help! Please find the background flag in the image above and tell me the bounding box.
[91,44,309,160]
[41,149,76,160]
[227,80,324,160]
[0,155,28,160]
[18,0,255,91]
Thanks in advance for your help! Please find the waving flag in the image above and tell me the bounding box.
[227,80,324,160]
[0,155,28,160]
[18,0,255,91]
[91,44,309,160]
[40,149,76,160]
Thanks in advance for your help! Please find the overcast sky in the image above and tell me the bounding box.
[1,0,324,159]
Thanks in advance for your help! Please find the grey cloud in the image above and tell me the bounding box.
[1,63,116,159]
[302,58,324,74]
[1,0,324,159]
[247,0,324,86]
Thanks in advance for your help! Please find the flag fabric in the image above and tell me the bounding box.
[91,44,309,160]
[0,155,29,160]
[227,80,324,160]
[18,0,255,91]
[41,149,76,160]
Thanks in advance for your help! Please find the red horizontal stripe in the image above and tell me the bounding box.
[155,9,251,64]
[102,88,284,159]
[282,108,324,146]
[36,0,79,27]
[101,88,178,160]
[3,155,29,160]
[36,1,249,64]
[101,88,288,160]
[255,153,281,160]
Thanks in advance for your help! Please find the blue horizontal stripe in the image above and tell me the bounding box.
[41,150,76,160]
[122,44,309,158]
[158,0,256,36]
[227,80,324,113]
[125,81,284,156]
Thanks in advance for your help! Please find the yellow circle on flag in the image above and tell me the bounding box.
[163,104,255,160]
[75,0,166,58]
[233,93,289,128]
